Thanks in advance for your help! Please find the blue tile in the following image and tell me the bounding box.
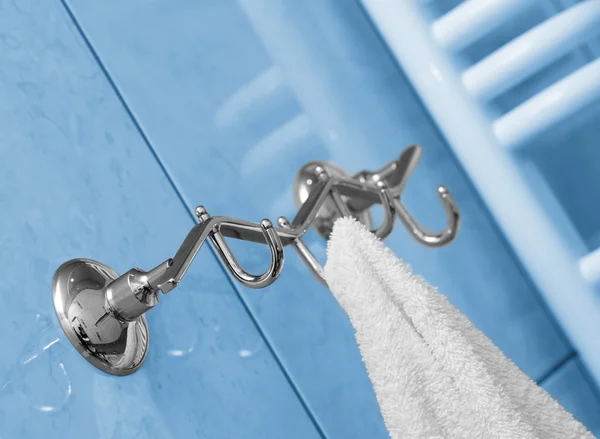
[61,0,574,436]
[0,1,321,438]
[542,356,600,436]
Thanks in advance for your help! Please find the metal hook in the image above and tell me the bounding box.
[350,144,460,247]
[315,167,397,240]
[195,207,285,288]
[394,186,460,247]
[277,175,398,287]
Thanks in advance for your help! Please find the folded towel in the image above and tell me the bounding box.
[324,217,593,439]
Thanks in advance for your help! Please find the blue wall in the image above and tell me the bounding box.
[0,0,599,437]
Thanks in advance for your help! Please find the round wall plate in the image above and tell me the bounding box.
[52,259,149,375]
[293,161,373,239]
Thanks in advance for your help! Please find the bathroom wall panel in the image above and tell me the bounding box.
[63,0,576,436]
[542,356,600,436]
[0,1,322,438]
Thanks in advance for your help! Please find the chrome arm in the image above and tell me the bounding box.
[151,174,400,294]
[96,146,461,322]
[51,145,461,376]
[152,214,286,294]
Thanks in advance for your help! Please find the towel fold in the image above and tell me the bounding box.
[324,217,593,439]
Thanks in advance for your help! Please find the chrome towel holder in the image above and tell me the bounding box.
[52,145,460,375]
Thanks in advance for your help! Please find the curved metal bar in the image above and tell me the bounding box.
[151,149,460,292]
[394,186,460,247]
[372,181,396,240]
[348,145,460,246]
[333,178,397,239]
[290,178,337,232]
[278,217,327,286]
[350,144,422,211]
[276,181,397,285]
[156,208,287,293]
[156,214,221,293]
[198,208,285,289]
[291,177,386,235]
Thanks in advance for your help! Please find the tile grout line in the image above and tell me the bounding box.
[537,352,600,412]
[57,1,327,437]
[537,351,577,385]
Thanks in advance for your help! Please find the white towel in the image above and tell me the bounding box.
[324,217,594,439]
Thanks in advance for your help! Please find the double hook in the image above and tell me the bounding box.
[167,145,460,290]
[279,145,460,286]
[352,144,460,246]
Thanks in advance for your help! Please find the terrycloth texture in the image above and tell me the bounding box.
[325,217,594,439]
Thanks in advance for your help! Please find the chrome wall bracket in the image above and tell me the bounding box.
[52,259,150,375]
[52,145,460,375]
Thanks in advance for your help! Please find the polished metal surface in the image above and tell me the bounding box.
[52,145,460,374]
[195,206,285,289]
[278,216,327,286]
[294,144,461,246]
[52,259,149,375]
[293,161,373,238]
[351,144,422,210]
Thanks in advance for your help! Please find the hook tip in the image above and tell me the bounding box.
[260,218,274,230]
[194,206,210,222]
[277,216,290,228]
